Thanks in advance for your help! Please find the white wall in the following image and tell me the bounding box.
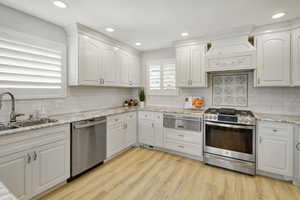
[141,48,300,116]
[0,4,135,122]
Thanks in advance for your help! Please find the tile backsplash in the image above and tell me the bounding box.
[146,71,300,116]
[212,74,248,107]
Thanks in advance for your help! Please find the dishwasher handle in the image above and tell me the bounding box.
[73,119,106,129]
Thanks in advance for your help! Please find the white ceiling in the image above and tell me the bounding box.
[0,0,300,51]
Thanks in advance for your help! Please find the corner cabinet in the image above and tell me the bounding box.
[0,124,70,200]
[107,112,137,158]
[292,28,300,86]
[256,31,291,87]
[257,121,293,177]
[176,45,207,88]
[67,23,141,87]
[138,111,164,147]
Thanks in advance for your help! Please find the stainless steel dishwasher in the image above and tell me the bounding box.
[70,117,106,179]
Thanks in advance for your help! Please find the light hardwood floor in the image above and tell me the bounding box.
[40,147,300,200]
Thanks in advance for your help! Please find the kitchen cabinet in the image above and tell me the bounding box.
[125,112,138,147]
[256,31,291,87]
[78,34,101,85]
[292,28,300,86]
[294,125,300,186]
[107,112,138,158]
[67,23,140,87]
[0,151,30,200]
[176,44,207,88]
[257,121,293,177]
[0,124,70,200]
[107,115,126,158]
[138,112,164,147]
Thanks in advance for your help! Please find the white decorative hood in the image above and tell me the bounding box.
[205,36,256,72]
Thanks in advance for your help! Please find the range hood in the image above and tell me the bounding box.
[205,36,256,72]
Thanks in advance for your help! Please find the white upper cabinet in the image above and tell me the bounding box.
[78,35,101,85]
[176,44,207,88]
[292,28,300,86]
[67,23,140,87]
[256,32,291,87]
[101,45,118,86]
[176,47,190,87]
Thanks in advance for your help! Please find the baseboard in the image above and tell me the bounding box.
[256,170,293,182]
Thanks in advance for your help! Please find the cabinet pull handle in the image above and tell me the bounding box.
[33,151,37,161]
[178,134,184,137]
[27,154,31,164]
[258,78,261,85]
[178,145,184,148]
[152,123,154,128]
[273,129,277,133]
[297,143,300,151]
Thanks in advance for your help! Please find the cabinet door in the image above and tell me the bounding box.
[120,51,130,86]
[107,121,126,157]
[31,140,70,197]
[102,46,117,86]
[126,114,137,147]
[258,136,293,176]
[128,56,140,86]
[190,45,207,87]
[138,119,155,146]
[78,35,101,85]
[257,32,291,86]
[176,47,190,87]
[292,28,300,86]
[0,151,31,200]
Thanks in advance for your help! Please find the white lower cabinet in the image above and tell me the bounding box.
[164,128,203,158]
[0,124,70,200]
[138,112,163,147]
[257,121,293,177]
[294,125,300,186]
[107,112,137,158]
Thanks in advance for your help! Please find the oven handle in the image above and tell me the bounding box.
[205,121,254,130]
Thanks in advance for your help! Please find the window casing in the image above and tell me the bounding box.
[147,59,177,96]
[0,27,66,99]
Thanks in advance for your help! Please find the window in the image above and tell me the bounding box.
[147,59,177,95]
[0,27,66,99]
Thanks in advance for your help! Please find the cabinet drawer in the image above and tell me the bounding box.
[126,112,137,120]
[107,114,124,125]
[153,113,163,121]
[165,139,202,157]
[139,111,153,120]
[164,128,202,145]
[258,121,291,138]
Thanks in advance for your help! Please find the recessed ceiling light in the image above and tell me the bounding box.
[272,12,286,19]
[181,32,189,37]
[135,42,141,46]
[53,0,67,8]
[105,28,115,32]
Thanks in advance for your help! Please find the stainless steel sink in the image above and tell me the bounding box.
[14,118,58,127]
[0,125,19,131]
[0,118,58,132]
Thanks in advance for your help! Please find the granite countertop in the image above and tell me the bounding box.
[254,112,300,125]
[2,105,300,137]
[0,106,204,136]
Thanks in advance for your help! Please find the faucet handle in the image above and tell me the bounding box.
[16,113,25,117]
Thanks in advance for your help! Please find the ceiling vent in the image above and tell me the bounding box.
[205,36,256,72]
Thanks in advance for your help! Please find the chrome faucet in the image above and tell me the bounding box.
[0,92,24,122]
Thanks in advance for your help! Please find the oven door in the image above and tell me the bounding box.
[204,121,255,162]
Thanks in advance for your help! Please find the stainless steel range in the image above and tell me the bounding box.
[204,108,256,175]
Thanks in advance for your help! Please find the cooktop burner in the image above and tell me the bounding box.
[204,108,255,125]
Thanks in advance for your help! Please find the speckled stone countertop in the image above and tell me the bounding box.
[0,106,204,136]
[2,105,300,137]
[254,113,300,125]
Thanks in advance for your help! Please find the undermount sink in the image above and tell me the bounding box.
[0,118,58,132]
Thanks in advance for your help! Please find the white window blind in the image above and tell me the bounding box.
[0,28,66,99]
[147,59,177,96]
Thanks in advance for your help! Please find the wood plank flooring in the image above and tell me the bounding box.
[40,147,300,200]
